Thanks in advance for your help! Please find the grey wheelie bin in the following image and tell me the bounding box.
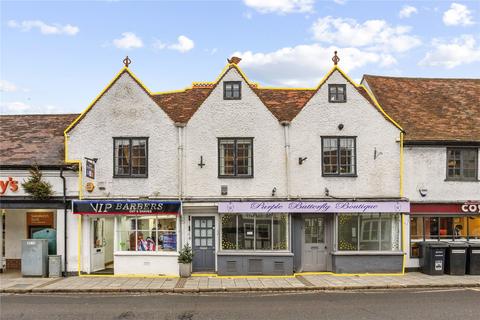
[467,242,480,275]
[420,242,448,275]
[445,242,468,275]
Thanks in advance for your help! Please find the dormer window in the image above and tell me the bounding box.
[328,84,346,103]
[224,81,241,100]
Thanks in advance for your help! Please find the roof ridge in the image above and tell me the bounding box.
[364,74,480,81]
[0,113,80,117]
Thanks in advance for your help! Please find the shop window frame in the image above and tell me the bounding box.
[113,137,149,178]
[220,213,289,252]
[116,215,178,253]
[336,213,401,252]
[445,147,478,181]
[408,215,478,259]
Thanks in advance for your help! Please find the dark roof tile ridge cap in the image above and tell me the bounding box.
[0,113,80,117]
[363,74,480,81]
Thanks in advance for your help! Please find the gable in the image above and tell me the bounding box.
[65,68,173,134]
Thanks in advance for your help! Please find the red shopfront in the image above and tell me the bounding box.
[409,202,480,259]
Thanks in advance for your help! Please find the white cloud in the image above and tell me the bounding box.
[243,0,314,14]
[0,80,18,92]
[0,101,63,115]
[168,35,195,53]
[152,39,166,50]
[333,0,347,5]
[113,32,143,50]
[232,44,396,87]
[152,36,195,53]
[419,35,480,68]
[443,3,474,26]
[7,20,79,36]
[399,5,418,18]
[311,16,421,52]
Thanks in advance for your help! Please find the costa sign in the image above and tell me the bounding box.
[462,202,480,214]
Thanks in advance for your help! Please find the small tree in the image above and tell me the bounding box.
[178,244,193,264]
[22,165,53,200]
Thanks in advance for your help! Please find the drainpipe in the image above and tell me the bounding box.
[175,123,186,199]
[280,121,291,199]
[60,166,67,277]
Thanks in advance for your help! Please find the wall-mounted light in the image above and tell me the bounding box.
[271,187,277,197]
[324,187,330,197]
[299,157,308,165]
[419,188,428,197]
[338,124,344,130]
[374,148,383,160]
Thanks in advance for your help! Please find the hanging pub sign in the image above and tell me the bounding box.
[85,159,95,179]
[73,200,181,215]
[218,201,410,214]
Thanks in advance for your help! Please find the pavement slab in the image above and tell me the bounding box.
[2,271,480,293]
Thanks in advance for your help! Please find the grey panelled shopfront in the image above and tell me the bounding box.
[217,201,409,275]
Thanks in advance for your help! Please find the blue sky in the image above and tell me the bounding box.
[1,0,479,114]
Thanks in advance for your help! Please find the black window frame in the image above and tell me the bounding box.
[223,81,242,100]
[446,147,478,181]
[113,137,149,178]
[328,84,347,103]
[321,136,357,177]
[218,137,254,178]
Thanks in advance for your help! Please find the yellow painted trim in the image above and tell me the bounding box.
[79,274,179,279]
[400,132,404,197]
[77,214,82,276]
[191,272,404,278]
[401,214,406,275]
[332,67,404,132]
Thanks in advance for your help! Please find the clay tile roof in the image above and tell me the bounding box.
[0,114,79,166]
[253,88,315,122]
[363,75,480,142]
[151,87,213,123]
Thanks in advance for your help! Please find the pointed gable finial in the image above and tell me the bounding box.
[123,56,132,68]
[332,51,340,66]
[227,56,242,65]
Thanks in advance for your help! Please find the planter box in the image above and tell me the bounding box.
[179,263,191,277]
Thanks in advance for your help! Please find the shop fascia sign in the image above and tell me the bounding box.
[0,177,19,195]
[461,201,480,214]
[73,200,181,215]
[218,201,410,214]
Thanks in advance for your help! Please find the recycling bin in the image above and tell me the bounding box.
[420,242,448,275]
[445,242,468,275]
[48,255,62,278]
[467,242,480,275]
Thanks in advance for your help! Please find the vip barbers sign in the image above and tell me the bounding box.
[218,201,410,214]
[73,200,181,215]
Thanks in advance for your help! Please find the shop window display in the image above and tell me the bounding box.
[409,216,480,258]
[221,213,288,251]
[117,215,177,252]
[337,213,400,251]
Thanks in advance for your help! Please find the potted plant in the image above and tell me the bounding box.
[178,244,193,277]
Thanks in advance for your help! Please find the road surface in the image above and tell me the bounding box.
[1,288,480,320]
